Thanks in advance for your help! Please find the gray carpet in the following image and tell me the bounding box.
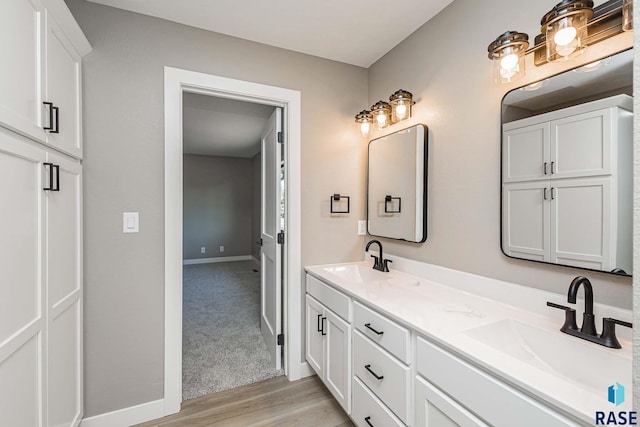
[182,261,282,401]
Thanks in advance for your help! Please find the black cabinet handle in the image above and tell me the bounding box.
[543,162,548,175]
[364,364,383,380]
[317,314,322,333]
[364,323,384,335]
[51,106,59,133]
[43,102,54,131]
[551,161,555,174]
[364,416,374,427]
[43,163,60,191]
[321,317,326,336]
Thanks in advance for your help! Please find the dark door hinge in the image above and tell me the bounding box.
[277,333,284,346]
[277,231,285,244]
[277,131,284,143]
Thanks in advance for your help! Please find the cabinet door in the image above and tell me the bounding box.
[550,108,611,179]
[305,295,324,378]
[46,152,82,427]
[0,131,46,427]
[325,308,351,414]
[502,182,550,262]
[550,178,612,271]
[0,0,46,143]
[45,14,82,158]
[414,376,488,427]
[503,122,549,183]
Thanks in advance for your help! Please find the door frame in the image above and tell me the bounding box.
[163,66,303,415]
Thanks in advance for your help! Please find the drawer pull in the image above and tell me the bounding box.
[321,317,326,336]
[364,323,384,335]
[364,364,384,380]
[364,416,374,427]
[317,314,323,332]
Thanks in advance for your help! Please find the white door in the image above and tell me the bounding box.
[305,295,324,377]
[503,122,549,183]
[0,0,46,143]
[45,151,82,427]
[0,131,46,427]
[324,308,351,413]
[414,376,488,427]
[502,182,550,262]
[45,13,82,158]
[260,108,283,370]
[550,178,612,270]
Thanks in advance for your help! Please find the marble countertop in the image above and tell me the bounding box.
[305,256,632,426]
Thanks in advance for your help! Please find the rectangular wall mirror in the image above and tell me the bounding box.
[501,49,632,276]
[367,124,428,243]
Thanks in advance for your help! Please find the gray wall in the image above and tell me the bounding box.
[367,0,633,308]
[251,153,261,261]
[66,0,368,417]
[632,0,639,409]
[183,154,253,260]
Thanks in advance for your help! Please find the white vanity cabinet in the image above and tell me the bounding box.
[502,95,632,272]
[305,276,352,413]
[0,0,90,159]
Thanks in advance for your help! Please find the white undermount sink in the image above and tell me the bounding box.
[464,319,631,393]
[322,264,420,287]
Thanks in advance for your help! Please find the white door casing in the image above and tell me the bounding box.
[260,108,282,370]
[164,67,304,415]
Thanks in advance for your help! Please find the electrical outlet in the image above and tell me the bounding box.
[201,247,206,254]
[357,220,367,236]
[220,245,225,252]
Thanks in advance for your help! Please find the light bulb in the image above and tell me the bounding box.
[500,53,519,70]
[376,114,387,126]
[395,104,407,120]
[360,121,370,137]
[554,26,577,46]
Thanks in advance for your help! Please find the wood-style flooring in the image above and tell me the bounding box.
[134,375,354,427]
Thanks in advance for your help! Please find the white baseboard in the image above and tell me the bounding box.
[251,255,260,266]
[183,255,252,265]
[80,399,166,427]
[298,361,315,379]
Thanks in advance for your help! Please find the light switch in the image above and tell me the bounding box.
[358,220,367,236]
[123,212,139,233]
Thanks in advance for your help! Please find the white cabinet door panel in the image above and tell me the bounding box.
[45,14,82,158]
[503,122,549,182]
[415,376,488,427]
[551,178,611,270]
[502,182,550,261]
[305,295,324,378]
[551,109,611,179]
[325,308,351,413]
[0,335,41,427]
[0,0,46,143]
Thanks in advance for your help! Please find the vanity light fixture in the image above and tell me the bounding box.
[355,110,373,137]
[489,0,627,84]
[355,90,415,137]
[488,31,530,83]
[541,0,594,62]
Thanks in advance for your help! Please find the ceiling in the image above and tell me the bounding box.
[183,93,275,158]
[85,0,455,67]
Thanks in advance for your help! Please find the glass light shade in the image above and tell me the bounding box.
[541,1,593,62]
[488,32,529,84]
[370,101,392,130]
[622,0,633,31]
[389,89,413,123]
[355,110,373,137]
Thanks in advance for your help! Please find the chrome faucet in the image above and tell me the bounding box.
[547,276,633,349]
[365,240,391,272]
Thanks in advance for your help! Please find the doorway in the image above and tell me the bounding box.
[181,94,282,400]
[164,67,305,414]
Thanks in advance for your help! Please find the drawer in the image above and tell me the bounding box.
[353,330,410,424]
[416,337,578,427]
[352,377,405,427]
[354,301,410,364]
[306,274,351,321]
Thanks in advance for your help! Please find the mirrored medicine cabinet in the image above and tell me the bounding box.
[367,124,428,243]
[501,49,633,276]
